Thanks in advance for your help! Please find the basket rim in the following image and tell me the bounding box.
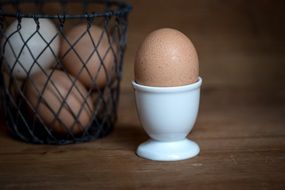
[0,0,132,19]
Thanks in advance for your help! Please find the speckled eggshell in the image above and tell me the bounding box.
[60,24,117,89]
[135,28,199,87]
[25,70,94,135]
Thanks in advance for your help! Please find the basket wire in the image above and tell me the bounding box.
[0,0,131,144]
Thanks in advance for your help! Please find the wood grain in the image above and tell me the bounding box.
[0,88,285,190]
[1,0,285,189]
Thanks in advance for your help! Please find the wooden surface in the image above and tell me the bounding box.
[1,0,285,189]
[0,89,285,189]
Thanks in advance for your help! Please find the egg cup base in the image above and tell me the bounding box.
[136,138,200,161]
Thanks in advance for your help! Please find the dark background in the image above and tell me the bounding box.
[122,0,285,91]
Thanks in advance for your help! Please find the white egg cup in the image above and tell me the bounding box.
[132,77,202,161]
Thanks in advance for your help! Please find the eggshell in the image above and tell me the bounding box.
[25,70,93,135]
[3,71,21,102]
[135,28,199,87]
[60,24,117,89]
[2,18,60,79]
[91,89,112,117]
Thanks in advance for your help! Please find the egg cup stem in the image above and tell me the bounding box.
[132,77,202,161]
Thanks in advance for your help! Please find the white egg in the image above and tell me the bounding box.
[2,18,60,79]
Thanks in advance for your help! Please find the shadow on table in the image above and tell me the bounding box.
[112,124,148,152]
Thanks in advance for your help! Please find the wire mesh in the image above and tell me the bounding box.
[0,0,131,144]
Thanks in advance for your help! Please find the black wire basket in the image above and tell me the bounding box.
[0,0,132,144]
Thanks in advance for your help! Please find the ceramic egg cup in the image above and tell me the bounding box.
[132,77,202,161]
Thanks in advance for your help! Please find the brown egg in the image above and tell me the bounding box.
[135,28,199,87]
[3,69,21,102]
[91,89,113,117]
[60,24,117,89]
[2,64,23,104]
[25,70,93,135]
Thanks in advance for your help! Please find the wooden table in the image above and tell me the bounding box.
[1,88,285,189]
[1,0,285,189]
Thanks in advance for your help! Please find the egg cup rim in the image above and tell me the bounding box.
[132,77,202,93]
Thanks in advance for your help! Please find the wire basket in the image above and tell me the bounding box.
[0,0,132,144]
